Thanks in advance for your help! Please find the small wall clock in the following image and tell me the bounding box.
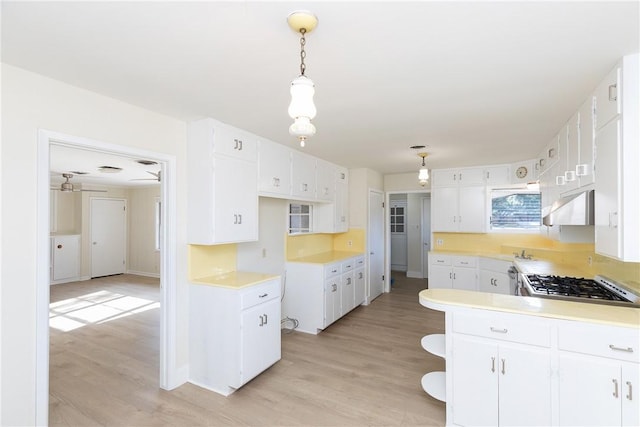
[516,166,528,179]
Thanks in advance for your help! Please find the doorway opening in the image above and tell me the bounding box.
[36,130,178,425]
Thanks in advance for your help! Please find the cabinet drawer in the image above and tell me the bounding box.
[324,263,341,278]
[453,312,551,347]
[240,280,279,310]
[355,256,365,268]
[429,253,451,266]
[558,321,639,362]
[452,256,477,268]
[341,258,355,272]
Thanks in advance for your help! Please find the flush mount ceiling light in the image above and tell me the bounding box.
[98,165,123,173]
[287,10,318,147]
[417,153,430,186]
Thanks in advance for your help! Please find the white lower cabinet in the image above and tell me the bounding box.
[450,312,552,427]
[188,278,281,396]
[479,258,513,295]
[284,254,364,334]
[50,234,81,283]
[557,321,639,427]
[428,253,478,291]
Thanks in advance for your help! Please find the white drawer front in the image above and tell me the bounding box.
[452,256,477,268]
[453,311,551,347]
[355,256,365,267]
[558,321,639,362]
[240,280,279,310]
[324,263,341,278]
[341,258,355,272]
[430,253,452,266]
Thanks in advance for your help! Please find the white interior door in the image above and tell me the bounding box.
[91,198,126,278]
[368,190,384,302]
[422,197,431,278]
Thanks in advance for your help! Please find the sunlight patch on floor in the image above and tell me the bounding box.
[50,290,159,332]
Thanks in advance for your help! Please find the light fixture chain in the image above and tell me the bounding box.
[299,28,307,76]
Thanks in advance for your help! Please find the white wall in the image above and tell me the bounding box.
[406,193,424,278]
[349,168,383,228]
[1,63,188,425]
[237,197,288,277]
[128,186,161,277]
[384,172,431,192]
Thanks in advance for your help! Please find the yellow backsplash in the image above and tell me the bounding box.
[286,228,365,260]
[434,232,640,285]
[188,244,237,280]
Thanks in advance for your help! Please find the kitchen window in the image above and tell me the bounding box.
[490,189,541,231]
[288,203,312,234]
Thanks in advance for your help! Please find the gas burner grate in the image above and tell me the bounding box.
[525,275,629,301]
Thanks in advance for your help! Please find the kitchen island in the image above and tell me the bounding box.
[419,288,639,426]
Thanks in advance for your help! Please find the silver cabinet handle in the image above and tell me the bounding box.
[609,344,633,353]
[259,293,268,298]
[490,327,508,334]
[491,356,495,373]
[259,315,264,326]
[449,272,452,279]
[264,313,267,324]
[609,84,617,102]
[501,358,506,375]
[627,381,633,401]
[613,379,619,398]
[238,214,242,225]
[238,139,243,150]
[234,139,239,150]
[347,278,352,285]
[233,214,238,224]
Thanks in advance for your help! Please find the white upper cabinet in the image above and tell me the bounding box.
[187,118,258,244]
[316,159,336,202]
[258,138,292,197]
[577,96,595,187]
[432,167,485,187]
[485,166,511,186]
[562,112,580,194]
[432,185,486,233]
[291,150,317,199]
[594,53,639,262]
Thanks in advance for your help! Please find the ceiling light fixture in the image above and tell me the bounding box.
[287,11,318,147]
[418,153,430,186]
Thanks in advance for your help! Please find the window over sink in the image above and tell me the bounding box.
[489,189,541,231]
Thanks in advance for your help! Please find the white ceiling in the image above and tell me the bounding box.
[3,1,639,176]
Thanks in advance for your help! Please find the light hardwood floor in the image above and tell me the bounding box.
[49,273,446,426]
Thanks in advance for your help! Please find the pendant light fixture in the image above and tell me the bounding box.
[287,11,318,147]
[418,152,430,186]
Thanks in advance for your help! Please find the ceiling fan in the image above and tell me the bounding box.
[51,173,106,192]
[131,170,161,182]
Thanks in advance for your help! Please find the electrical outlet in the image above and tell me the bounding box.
[262,248,267,258]
[587,255,592,266]
[436,239,443,246]
[348,240,353,247]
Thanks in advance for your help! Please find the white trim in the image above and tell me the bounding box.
[406,270,423,279]
[126,270,161,279]
[36,129,180,424]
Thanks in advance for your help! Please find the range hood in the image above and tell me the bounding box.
[542,190,594,226]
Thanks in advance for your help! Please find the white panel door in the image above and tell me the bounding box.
[91,198,126,278]
[368,190,384,301]
[52,235,80,281]
[421,197,431,279]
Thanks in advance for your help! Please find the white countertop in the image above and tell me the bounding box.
[419,288,640,328]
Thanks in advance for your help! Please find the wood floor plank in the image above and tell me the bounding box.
[49,272,446,426]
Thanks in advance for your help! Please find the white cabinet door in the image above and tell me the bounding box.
[354,267,365,306]
[459,168,485,185]
[458,185,486,232]
[577,96,595,187]
[431,187,458,232]
[452,266,477,291]
[594,119,621,259]
[594,65,621,130]
[316,159,336,202]
[562,112,580,194]
[258,139,291,197]
[324,276,340,328]
[622,363,639,427]
[558,352,622,426]
[452,335,499,426]
[291,151,316,199]
[341,270,355,315]
[498,343,552,427]
[485,166,510,186]
[428,264,453,289]
[212,123,257,161]
[238,298,281,388]
[334,167,349,232]
[213,156,258,243]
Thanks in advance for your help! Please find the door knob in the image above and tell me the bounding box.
[92,242,97,245]
[57,244,63,249]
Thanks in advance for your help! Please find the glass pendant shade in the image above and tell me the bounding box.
[288,75,317,122]
[289,116,316,138]
[418,167,429,186]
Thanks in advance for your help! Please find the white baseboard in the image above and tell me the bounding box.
[164,364,189,391]
[50,275,90,285]
[126,269,160,278]
[406,270,425,279]
[390,265,407,272]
